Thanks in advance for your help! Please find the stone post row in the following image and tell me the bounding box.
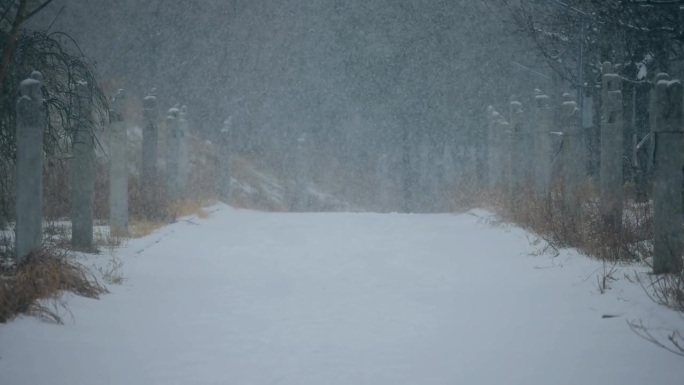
[486,106,501,191]
[533,90,553,199]
[109,89,128,236]
[219,117,233,204]
[15,71,45,261]
[166,106,181,203]
[142,90,159,219]
[293,134,308,211]
[71,81,96,252]
[508,99,525,206]
[178,105,190,198]
[652,76,683,274]
[560,94,584,223]
[599,62,623,231]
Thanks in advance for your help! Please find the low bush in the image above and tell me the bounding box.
[0,247,107,324]
[485,179,653,264]
[475,176,684,358]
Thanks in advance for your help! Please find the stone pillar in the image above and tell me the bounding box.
[499,119,511,196]
[533,90,553,198]
[509,100,525,205]
[582,93,599,176]
[474,129,487,190]
[520,99,535,187]
[218,117,232,204]
[599,62,623,230]
[0,162,7,229]
[15,71,44,261]
[109,89,128,236]
[293,134,308,211]
[647,73,672,201]
[486,106,500,190]
[142,89,159,219]
[652,77,683,274]
[177,105,190,198]
[647,74,670,175]
[165,106,180,202]
[634,79,649,203]
[71,81,95,252]
[560,95,584,223]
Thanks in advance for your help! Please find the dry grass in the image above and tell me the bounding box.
[629,271,684,357]
[98,255,125,285]
[108,227,131,239]
[628,319,684,357]
[479,176,684,357]
[128,174,171,223]
[171,199,212,219]
[487,178,652,264]
[632,271,684,314]
[94,227,126,250]
[0,248,107,323]
[128,221,166,238]
[448,172,482,212]
[40,223,128,255]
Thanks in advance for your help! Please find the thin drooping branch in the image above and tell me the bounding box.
[0,0,55,95]
[499,0,684,85]
[0,30,109,165]
[0,0,29,92]
[23,0,54,21]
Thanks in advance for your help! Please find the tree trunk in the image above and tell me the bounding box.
[0,0,29,92]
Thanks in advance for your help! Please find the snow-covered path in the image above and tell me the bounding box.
[1,205,683,385]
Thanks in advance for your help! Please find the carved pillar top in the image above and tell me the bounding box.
[18,71,44,106]
[110,89,126,122]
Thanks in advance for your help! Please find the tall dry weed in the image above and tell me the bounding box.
[0,248,107,323]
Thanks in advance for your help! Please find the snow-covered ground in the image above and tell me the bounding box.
[1,204,682,385]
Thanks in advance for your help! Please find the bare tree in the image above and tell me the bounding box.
[0,0,55,89]
[500,0,684,87]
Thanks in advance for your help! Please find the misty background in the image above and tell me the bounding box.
[26,0,537,211]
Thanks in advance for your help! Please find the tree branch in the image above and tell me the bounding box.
[0,0,29,90]
[23,0,56,22]
[0,0,56,102]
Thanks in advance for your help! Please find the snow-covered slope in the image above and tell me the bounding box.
[228,156,358,212]
[0,205,682,384]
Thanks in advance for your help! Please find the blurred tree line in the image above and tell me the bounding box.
[31,0,540,210]
[501,0,684,189]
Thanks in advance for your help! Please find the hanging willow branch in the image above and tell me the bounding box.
[0,29,109,164]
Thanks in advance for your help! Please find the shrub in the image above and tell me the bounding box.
[0,247,107,324]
